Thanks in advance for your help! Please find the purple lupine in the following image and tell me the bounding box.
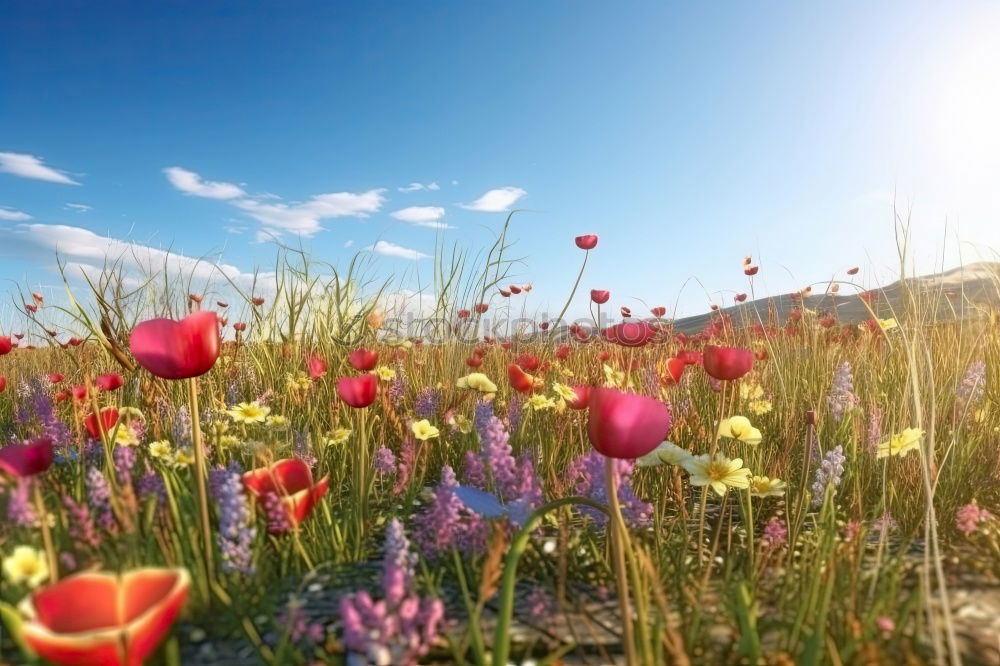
[955,502,993,535]
[827,362,859,423]
[461,449,486,488]
[388,367,406,402]
[375,446,397,476]
[137,470,167,510]
[761,516,787,549]
[566,450,652,527]
[86,467,117,532]
[811,445,845,507]
[113,445,136,486]
[506,396,523,433]
[6,478,38,527]
[340,520,445,665]
[262,491,292,534]
[209,463,256,575]
[479,416,521,501]
[956,360,986,410]
[866,405,883,453]
[413,465,487,558]
[63,495,101,549]
[414,387,442,419]
[473,400,494,435]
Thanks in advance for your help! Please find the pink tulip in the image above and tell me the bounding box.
[587,388,671,459]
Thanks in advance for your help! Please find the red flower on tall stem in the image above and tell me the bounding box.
[590,290,610,305]
[0,437,54,477]
[575,234,599,250]
[702,345,753,381]
[348,348,379,371]
[129,312,220,380]
[587,388,671,459]
[337,374,378,408]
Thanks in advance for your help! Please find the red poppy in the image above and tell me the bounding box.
[233,322,247,332]
[243,458,329,530]
[603,321,659,347]
[466,356,483,368]
[337,374,378,408]
[598,350,611,362]
[0,336,12,355]
[539,321,549,331]
[47,373,65,384]
[19,568,189,666]
[789,309,802,322]
[307,355,327,380]
[587,388,671,459]
[457,309,471,319]
[25,303,38,313]
[509,285,522,294]
[0,437,54,477]
[650,306,666,318]
[734,293,748,303]
[507,363,537,393]
[473,346,487,358]
[555,344,570,360]
[515,353,540,372]
[68,337,84,347]
[129,311,220,380]
[95,372,125,392]
[573,326,591,342]
[348,348,379,371]
[565,384,591,409]
[755,348,769,361]
[820,314,836,328]
[590,289,610,305]
[661,357,685,385]
[703,345,753,381]
[499,289,511,297]
[474,303,489,314]
[85,408,120,440]
[575,234,599,250]
[744,260,759,276]
[846,267,859,275]
[620,306,632,318]
[251,296,265,306]
[500,341,513,351]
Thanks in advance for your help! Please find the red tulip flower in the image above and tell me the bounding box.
[565,384,591,410]
[575,234,599,250]
[19,568,190,666]
[539,321,549,331]
[509,284,522,295]
[587,388,671,459]
[337,374,378,408]
[466,356,483,368]
[307,355,327,380]
[68,337,84,347]
[71,385,88,401]
[507,363,537,393]
[0,437,54,477]
[474,303,489,314]
[457,309,471,319]
[847,266,859,275]
[243,458,329,530]
[555,344,570,360]
[25,303,38,313]
[590,290,610,305]
[348,348,379,371]
[603,321,659,347]
[734,293,748,303]
[0,336,12,355]
[499,289,511,298]
[233,322,247,332]
[95,372,124,392]
[252,296,265,306]
[129,311,220,380]
[661,357,686,385]
[620,306,632,318]
[47,373,65,384]
[702,345,754,381]
[650,306,666,318]
[85,408,120,440]
[515,353,540,372]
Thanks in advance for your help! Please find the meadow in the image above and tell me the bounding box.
[0,221,998,666]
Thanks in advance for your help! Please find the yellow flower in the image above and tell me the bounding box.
[749,475,787,497]
[326,428,352,446]
[226,401,270,424]
[411,419,440,441]
[525,395,557,411]
[739,383,765,401]
[266,414,289,428]
[749,399,772,416]
[149,440,172,459]
[114,424,139,447]
[218,435,239,448]
[171,448,195,467]
[603,364,625,389]
[718,416,763,445]
[286,372,312,392]
[683,453,753,496]
[878,317,898,331]
[552,382,577,402]
[877,427,923,459]
[457,373,498,395]
[3,546,49,588]
[636,441,690,467]
[375,366,397,382]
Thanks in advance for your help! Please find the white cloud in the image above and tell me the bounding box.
[398,181,440,192]
[0,222,272,293]
[390,205,453,229]
[459,186,526,212]
[344,239,354,248]
[65,203,92,212]
[0,152,80,185]
[451,180,459,185]
[367,240,429,260]
[163,166,245,200]
[0,206,31,221]
[163,166,385,237]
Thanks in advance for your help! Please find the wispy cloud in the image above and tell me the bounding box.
[367,240,429,260]
[390,205,453,229]
[64,203,92,212]
[163,166,245,200]
[0,152,80,185]
[344,239,354,248]
[459,186,526,212]
[0,206,32,221]
[163,166,385,237]
[398,181,440,192]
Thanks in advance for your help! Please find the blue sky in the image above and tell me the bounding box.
[2,1,999,321]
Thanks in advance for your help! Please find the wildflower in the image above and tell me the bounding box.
[149,440,172,460]
[226,401,270,424]
[348,348,379,371]
[552,382,578,402]
[588,388,671,459]
[375,365,396,382]
[87,467,117,532]
[456,372,497,396]
[955,501,993,535]
[827,362,859,423]
[265,414,289,428]
[129,311,220,379]
[337,374,379,408]
[0,437,55,477]
[575,234,598,250]
[718,415,762,445]
[749,399,772,415]
[750,476,787,498]
[761,516,787,549]
[63,495,101,549]
[171,448,195,467]
[286,372,312,393]
[525,394,557,411]
[811,445,845,506]
[411,419,440,441]
[876,428,923,459]
[243,459,329,530]
[683,453,752,496]
[374,446,397,475]
[956,360,986,409]
[2,546,49,587]
[445,410,473,434]
[209,463,256,575]
[414,387,442,418]
[114,423,140,447]
[326,427,352,446]
[602,363,626,388]
[567,450,652,527]
[703,345,754,381]
[635,440,690,467]
[877,317,898,331]
[414,465,487,557]
[875,616,895,639]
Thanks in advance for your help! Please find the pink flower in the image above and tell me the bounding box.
[587,388,671,459]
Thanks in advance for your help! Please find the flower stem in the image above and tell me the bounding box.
[551,250,589,338]
[188,377,215,590]
[33,482,58,584]
[605,457,638,666]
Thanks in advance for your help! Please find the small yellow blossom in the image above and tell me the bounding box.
[411,419,440,441]
[149,440,173,459]
[171,449,195,467]
[749,399,772,416]
[114,424,139,447]
[683,453,753,496]
[446,412,473,434]
[266,414,289,428]
[375,366,397,382]
[226,401,270,424]
[878,317,898,331]
[286,372,312,393]
[718,416,763,445]
[525,395,557,411]
[749,476,787,497]
[636,441,691,467]
[3,546,49,588]
[603,364,625,389]
[552,382,578,402]
[456,373,498,395]
[740,383,765,401]
[218,435,239,448]
[326,428,352,446]
[877,427,923,459]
